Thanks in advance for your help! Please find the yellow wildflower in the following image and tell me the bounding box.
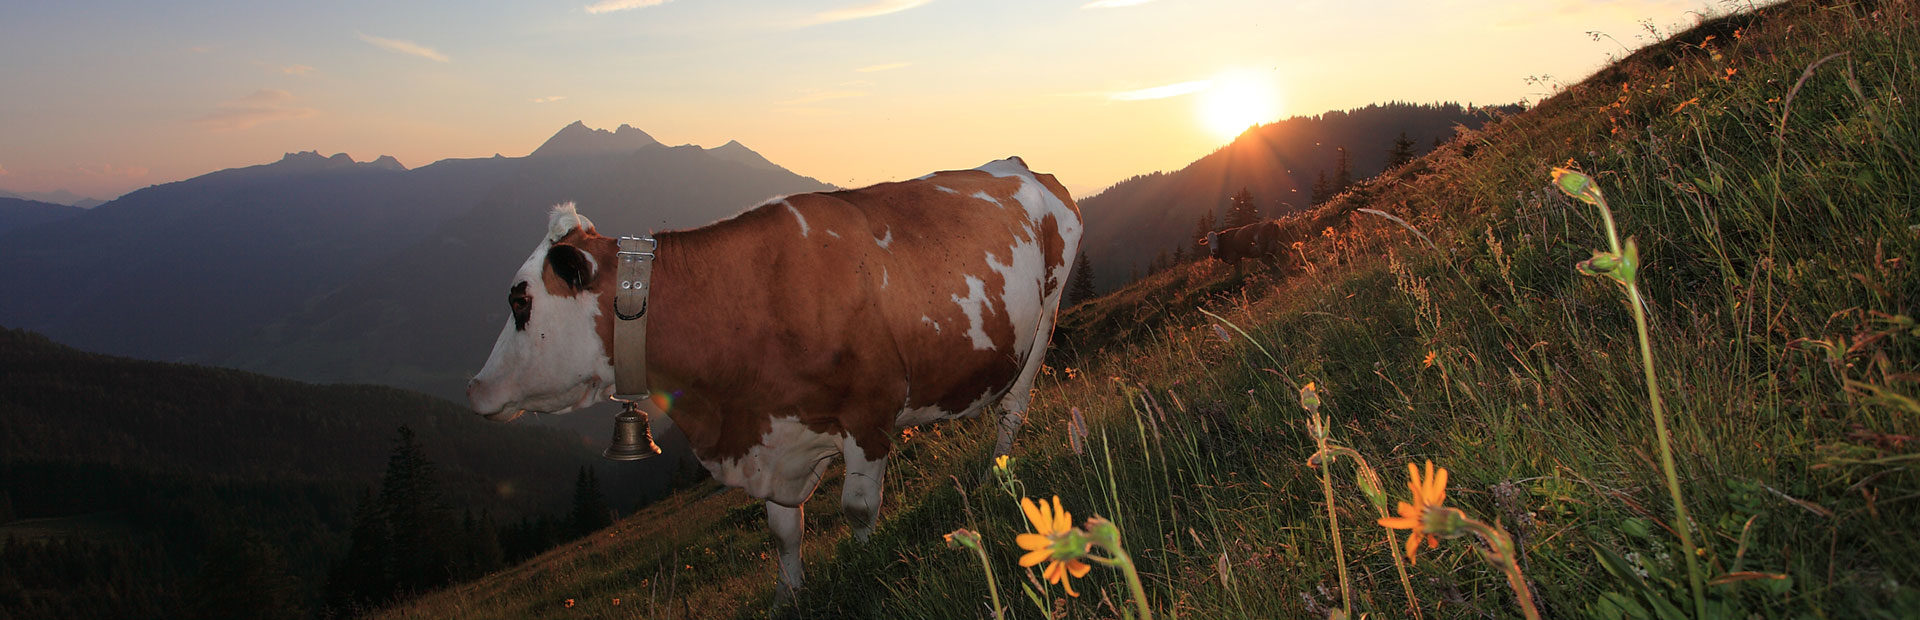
[1377,461,1449,564]
[1016,496,1092,596]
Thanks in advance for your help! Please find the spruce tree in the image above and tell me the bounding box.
[1333,147,1354,195]
[1311,170,1333,205]
[1067,251,1097,305]
[1224,188,1261,228]
[570,466,612,537]
[1387,131,1417,169]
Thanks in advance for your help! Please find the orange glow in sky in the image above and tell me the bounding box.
[0,0,1721,201]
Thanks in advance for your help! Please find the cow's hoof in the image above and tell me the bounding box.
[852,526,873,543]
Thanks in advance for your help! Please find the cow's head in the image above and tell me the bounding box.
[467,203,617,421]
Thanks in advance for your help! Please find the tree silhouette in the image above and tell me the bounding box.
[1311,170,1333,205]
[1387,131,1417,169]
[570,466,612,538]
[326,425,464,611]
[1223,188,1261,228]
[1333,147,1354,195]
[1067,251,1097,305]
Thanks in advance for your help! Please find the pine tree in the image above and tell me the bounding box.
[327,488,389,611]
[1387,131,1417,169]
[1067,251,1097,305]
[570,466,612,538]
[1333,147,1354,195]
[1172,245,1187,264]
[328,425,462,610]
[1311,170,1333,205]
[1191,209,1217,255]
[380,426,459,596]
[1223,188,1261,228]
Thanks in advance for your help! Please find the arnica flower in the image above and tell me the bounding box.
[1377,461,1449,564]
[1017,496,1092,596]
[994,454,1013,472]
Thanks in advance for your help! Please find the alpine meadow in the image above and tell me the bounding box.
[3,0,1916,619]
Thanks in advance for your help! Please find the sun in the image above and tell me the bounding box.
[1199,70,1281,141]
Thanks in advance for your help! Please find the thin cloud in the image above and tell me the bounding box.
[1109,80,1211,101]
[280,64,316,75]
[856,62,912,73]
[193,89,319,132]
[808,0,930,25]
[1083,0,1156,7]
[356,32,450,62]
[186,45,215,54]
[780,90,868,105]
[585,0,673,14]
[531,96,569,104]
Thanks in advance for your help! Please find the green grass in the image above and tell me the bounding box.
[376,1,1919,617]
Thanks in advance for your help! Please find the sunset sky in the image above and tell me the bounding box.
[1,0,1719,201]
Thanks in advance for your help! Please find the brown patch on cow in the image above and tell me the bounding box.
[546,228,620,357]
[561,162,1080,466]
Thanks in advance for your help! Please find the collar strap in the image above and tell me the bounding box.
[612,235,656,400]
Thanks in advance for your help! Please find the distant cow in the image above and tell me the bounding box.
[466,157,1082,599]
[1205,220,1293,264]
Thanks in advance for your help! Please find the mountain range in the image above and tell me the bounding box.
[0,188,105,209]
[0,122,833,408]
[1076,102,1516,290]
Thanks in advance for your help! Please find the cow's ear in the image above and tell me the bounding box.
[546,243,595,291]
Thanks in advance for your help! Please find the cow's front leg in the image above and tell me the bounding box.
[840,435,888,542]
[767,500,806,602]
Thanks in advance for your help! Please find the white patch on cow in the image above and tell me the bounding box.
[881,268,889,289]
[783,200,811,238]
[875,227,893,249]
[703,417,840,507]
[949,275,995,350]
[971,190,1003,208]
[933,185,958,194]
[826,229,841,239]
[920,315,941,333]
[977,160,1056,224]
[895,389,995,427]
[982,242,1046,357]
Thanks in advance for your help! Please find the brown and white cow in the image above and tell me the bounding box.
[467,157,1081,598]
[1205,219,1292,265]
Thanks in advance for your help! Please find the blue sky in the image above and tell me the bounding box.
[0,0,1719,200]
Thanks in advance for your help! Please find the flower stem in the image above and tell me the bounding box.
[1596,187,1706,619]
[1107,548,1153,620]
[1317,452,1352,614]
[969,544,1003,619]
[1627,279,1706,618]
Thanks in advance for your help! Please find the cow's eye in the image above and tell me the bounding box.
[509,282,532,330]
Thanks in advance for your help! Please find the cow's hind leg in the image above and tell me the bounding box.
[840,434,888,542]
[768,500,806,602]
[994,306,1063,457]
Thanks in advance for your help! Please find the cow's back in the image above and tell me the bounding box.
[829,159,1081,426]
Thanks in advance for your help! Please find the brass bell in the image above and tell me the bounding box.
[603,401,661,461]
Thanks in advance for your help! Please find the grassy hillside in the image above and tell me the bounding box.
[376,1,1917,617]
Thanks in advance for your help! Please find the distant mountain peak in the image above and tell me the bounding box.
[369,155,407,171]
[704,139,782,172]
[530,121,661,158]
[269,151,406,173]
